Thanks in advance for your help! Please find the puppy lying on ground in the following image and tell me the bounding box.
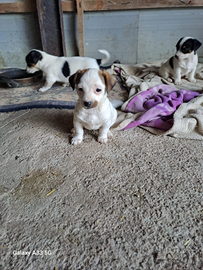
[69,68,117,145]
[25,49,110,92]
[159,36,202,85]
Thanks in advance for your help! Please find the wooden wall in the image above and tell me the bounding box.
[0,0,203,67]
[0,0,203,13]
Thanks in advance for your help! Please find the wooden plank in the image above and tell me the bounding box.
[63,0,203,12]
[62,1,76,12]
[36,0,66,56]
[0,0,203,13]
[0,1,37,13]
[76,0,85,57]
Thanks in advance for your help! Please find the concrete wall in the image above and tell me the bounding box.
[0,13,41,68]
[0,8,203,68]
[79,8,203,64]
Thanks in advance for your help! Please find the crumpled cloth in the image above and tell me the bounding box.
[122,84,200,131]
[108,61,203,140]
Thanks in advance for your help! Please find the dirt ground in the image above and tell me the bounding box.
[0,108,203,270]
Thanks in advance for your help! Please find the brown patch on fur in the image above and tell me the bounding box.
[28,63,36,68]
[79,100,98,109]
[98,70,116,93]
[91,100,99,108]
[69,69,90,90]
[81,99,98,109]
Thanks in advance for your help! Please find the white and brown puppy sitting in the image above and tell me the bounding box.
[25,49,110,92]
[159,36,202,85]
[69,68,117,145]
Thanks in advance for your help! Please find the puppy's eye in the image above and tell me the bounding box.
[78,87,83,92]
[96,88,101,93]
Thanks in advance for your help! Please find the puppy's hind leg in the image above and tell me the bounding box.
[62,76,70,88]
[159,68,172,83]
[62,83,69,88]
[62,80,70,88]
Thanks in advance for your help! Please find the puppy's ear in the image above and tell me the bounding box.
[176,37,183,51]
[69,69,89,90]
[193,39,202,53]
[25,50,42,65]
[100,70,116,93]
[69,70,81,90]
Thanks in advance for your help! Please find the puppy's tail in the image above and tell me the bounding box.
[97,49,111,66]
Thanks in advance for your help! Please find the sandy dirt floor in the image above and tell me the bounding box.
[0,108,203,270]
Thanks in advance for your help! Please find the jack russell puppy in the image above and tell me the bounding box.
[69,68,117,145]
[25,49,110,92]
[159,36,202,85]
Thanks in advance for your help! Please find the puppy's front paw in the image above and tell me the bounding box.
[107,130,113,139]
[188,78,196,83]
[71,136,83,145]
[39,87,48,92]
[174,80,182,85]
[98,137,108,144]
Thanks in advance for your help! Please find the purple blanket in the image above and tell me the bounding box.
[123,84,200,131]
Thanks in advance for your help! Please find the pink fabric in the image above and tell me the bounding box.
[123,84,200,131]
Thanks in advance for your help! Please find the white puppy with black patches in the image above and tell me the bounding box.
[159,36,202,85]
[69,68,117,145]
[25,49,110,92]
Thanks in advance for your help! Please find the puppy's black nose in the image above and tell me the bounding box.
[84,101,92,108]
[175,55,179,59]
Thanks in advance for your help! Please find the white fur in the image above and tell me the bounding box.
[71,69,117,145]
[159,37,199,85]
[26,49,110,92]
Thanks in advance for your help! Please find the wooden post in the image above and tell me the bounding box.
[36,0,66,56]
[76,0,85,57]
